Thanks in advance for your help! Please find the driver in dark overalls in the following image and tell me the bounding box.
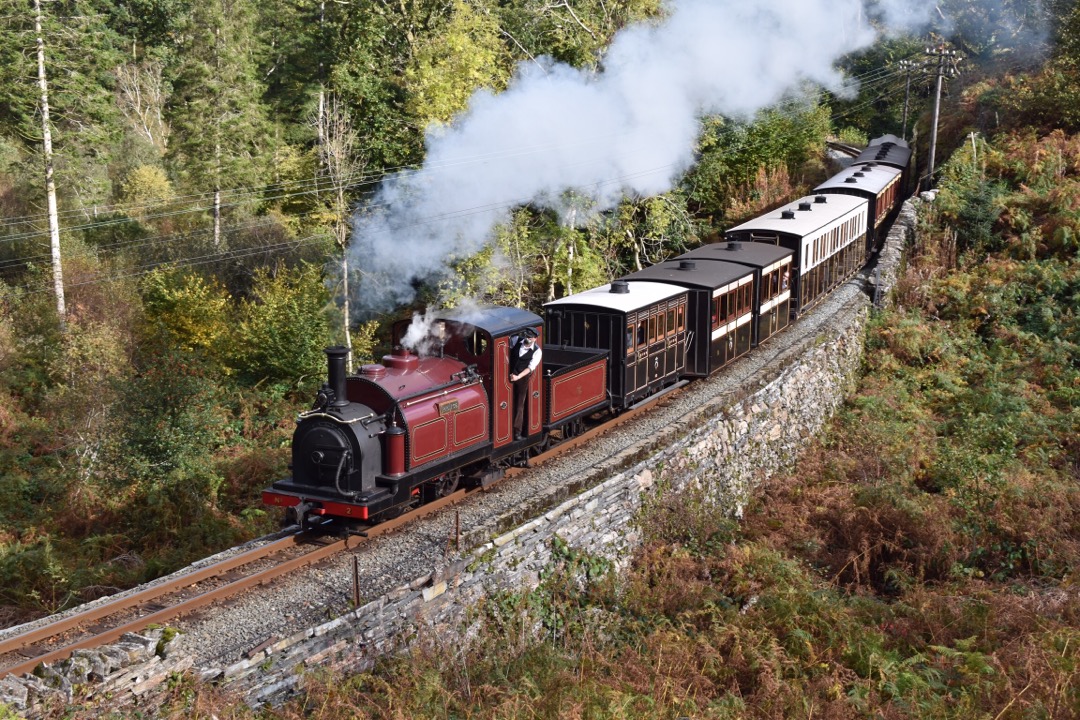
[508,328,541,440]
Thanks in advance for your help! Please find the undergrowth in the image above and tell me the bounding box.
[51,132,1080,720]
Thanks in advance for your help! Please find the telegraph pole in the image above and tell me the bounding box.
[926,45,960,187]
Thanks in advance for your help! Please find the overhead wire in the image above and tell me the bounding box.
[2,50,933,290]
[8,159,685,297]
[0,48,926,236]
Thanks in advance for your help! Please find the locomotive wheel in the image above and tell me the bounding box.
[423,470,461,503]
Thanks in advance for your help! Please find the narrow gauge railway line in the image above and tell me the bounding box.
[0,489,469,680]
[0,382,680,682]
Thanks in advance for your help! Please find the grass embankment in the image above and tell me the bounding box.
[93,131,1080,719]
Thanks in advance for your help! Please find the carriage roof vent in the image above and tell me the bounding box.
[853,171,865,177]
[864,162,878,167]
[845,177,859,183]
[678,260,697,270]
[610,280,630,294]
[726,241,742,250]
[798,201,812,211]
[815,195,828,203]
[781,210,796,219]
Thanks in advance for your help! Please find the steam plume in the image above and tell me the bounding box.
[349,0,937,314]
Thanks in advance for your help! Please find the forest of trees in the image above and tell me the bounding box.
[0,0,1078,677]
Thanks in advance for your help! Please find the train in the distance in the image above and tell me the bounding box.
[262,136,912,527]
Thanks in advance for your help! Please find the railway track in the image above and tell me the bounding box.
[0,489,467,680]
[0,379,686,681]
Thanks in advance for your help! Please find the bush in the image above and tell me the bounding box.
[229,263,333,392]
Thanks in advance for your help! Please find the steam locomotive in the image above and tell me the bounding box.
[262,137,911,527]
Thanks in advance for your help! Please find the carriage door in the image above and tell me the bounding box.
[629,312,648,392]
[492,335,513,447]
[526,328,543,437]
[664,300,685,381]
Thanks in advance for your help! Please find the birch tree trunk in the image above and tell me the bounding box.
[315,94,362,371]
[34,0,65,327]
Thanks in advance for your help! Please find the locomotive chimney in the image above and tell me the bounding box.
[324,346,350,408]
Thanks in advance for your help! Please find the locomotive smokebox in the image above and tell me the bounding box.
[324,346,350,408]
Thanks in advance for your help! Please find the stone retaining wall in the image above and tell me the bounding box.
[2,201,920,717]
[227,289,871,709]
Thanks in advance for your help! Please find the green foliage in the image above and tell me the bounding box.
[141,268,230,357]
[166,0,275,201]
[0,0,125,206]
[837,126,869,146]
[117,353,223,479]
[405,0,511,127]
[230,263,333,391]
[121,165,175,216]
[684,103,832,227]
[329,5,431,170]
[830,36,924,140]
[497,0,662,68]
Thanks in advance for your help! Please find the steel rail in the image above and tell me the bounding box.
[0,489,467,680]
[0,534,302,658]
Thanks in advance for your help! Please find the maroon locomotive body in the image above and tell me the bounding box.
[263,306,608,526]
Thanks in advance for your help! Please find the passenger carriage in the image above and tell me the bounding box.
[724,193,867,317]
[814,162,903,256]
[675,241,795,347]
[545,281,689,408]
[852,135,912,171]
[619,259,756,377]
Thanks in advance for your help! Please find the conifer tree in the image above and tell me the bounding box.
[166,0,275,248]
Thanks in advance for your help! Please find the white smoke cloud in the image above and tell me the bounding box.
[350,0,931,314]
[870,0,940,34]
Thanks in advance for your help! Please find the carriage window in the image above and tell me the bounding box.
[648,316,657,343]
[626,325,634,355]
[657,312,666,339]
[711,297,721,330]
[739,284,753,315]
[584,313,599,348]
[677,306,685,331]
[667,309,675,335]
[638,321,646,345]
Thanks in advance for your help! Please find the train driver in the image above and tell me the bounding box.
[509,328,541,440]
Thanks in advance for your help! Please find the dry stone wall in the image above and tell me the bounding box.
[2,201,920,717]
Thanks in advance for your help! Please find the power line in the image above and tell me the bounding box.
[1,51,925,236]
